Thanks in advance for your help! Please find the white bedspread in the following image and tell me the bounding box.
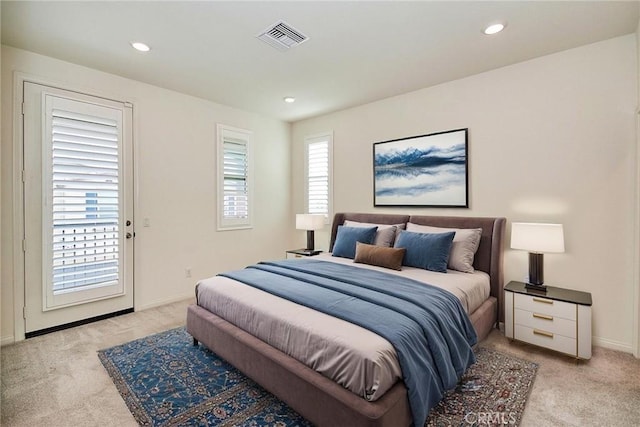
[196,254,489,401]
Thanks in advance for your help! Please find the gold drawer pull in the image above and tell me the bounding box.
[533,297,553,305]
[533,313,553,321]
[533,329,554,338]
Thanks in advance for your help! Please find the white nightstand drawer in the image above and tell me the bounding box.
[514,324,577,356]
[514,308,576,338]
[514,293,576,320]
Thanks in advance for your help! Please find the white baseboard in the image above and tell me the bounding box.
[1,335,15,347]
[135,292,194,312]
[593,336,633,354]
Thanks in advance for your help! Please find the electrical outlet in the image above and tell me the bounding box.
[185,268,192,278]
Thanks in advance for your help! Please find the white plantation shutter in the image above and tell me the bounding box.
[222,138,249,219]
[217,125,253,229]
[47,106,122,293]
[305,133,333,219]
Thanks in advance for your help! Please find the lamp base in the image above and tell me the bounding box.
[305,230,315,251]
[525,283,547,293]
[528,252,544,285]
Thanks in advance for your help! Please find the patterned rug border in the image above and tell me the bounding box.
[98,328,182,426]
[99,327,539,427]
[497,346,539,425]
[98,327,312,427]
[426,346,539,427]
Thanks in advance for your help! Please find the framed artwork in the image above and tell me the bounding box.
[373,128,468,207]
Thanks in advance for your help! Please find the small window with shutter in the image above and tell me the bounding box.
[217,124,253,230]
[304,132,333,220]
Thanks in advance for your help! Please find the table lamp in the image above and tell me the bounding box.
[296,214,325,251]
[511,222,565,292]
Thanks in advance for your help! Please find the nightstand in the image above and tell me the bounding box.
[504,281,592,359]
[286,249,322,259]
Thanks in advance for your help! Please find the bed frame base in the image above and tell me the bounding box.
[187,298,497,427]
[187,304,412,427]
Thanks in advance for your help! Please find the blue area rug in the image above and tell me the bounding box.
[99,327,537,426]
[98,327,312,426]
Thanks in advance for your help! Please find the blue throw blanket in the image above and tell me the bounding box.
[219,259,477,426]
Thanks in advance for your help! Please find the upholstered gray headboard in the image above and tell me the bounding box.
[329,212,506,321]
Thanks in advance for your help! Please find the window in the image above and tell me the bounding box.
[217,124,253,230]
[304,132,333,220]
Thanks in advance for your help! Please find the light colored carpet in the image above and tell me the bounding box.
[1,299,639,426]
[1,299,193,427]
[481,331,640,426]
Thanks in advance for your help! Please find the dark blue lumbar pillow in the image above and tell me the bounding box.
[394,230,455,273]
[332,225,378,259]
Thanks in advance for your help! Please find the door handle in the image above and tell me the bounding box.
[126,232,133,239]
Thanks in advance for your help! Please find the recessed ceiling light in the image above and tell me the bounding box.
[283,97,296,103]
[131,42,151,52]
[483,23,506,35]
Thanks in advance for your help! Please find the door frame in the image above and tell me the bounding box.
[634,108,640,358]
[11,72,137,342]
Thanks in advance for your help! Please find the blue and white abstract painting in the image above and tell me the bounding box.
[374,129,468,207]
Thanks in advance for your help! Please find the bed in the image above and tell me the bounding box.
[186,213,505,427]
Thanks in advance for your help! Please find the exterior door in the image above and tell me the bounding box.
[23,82,134,334]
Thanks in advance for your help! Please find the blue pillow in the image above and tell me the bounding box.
[394,230,455,273]
[332,226,378,259]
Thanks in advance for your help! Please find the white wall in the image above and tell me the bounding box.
[292,35,638,352]
[1,46,292,343]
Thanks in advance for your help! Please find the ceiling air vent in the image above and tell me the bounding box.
[257,21,309,51]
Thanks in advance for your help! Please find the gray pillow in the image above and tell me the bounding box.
[405,223,482,273]
[344,220,405,247]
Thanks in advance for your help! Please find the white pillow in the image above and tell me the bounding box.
[343,220,405,247]
[405,223,482,273]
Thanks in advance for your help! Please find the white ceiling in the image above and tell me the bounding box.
[2,1,638,122]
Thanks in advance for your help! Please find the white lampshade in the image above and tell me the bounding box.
[296,214,325,231]
[511,223,565,254]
